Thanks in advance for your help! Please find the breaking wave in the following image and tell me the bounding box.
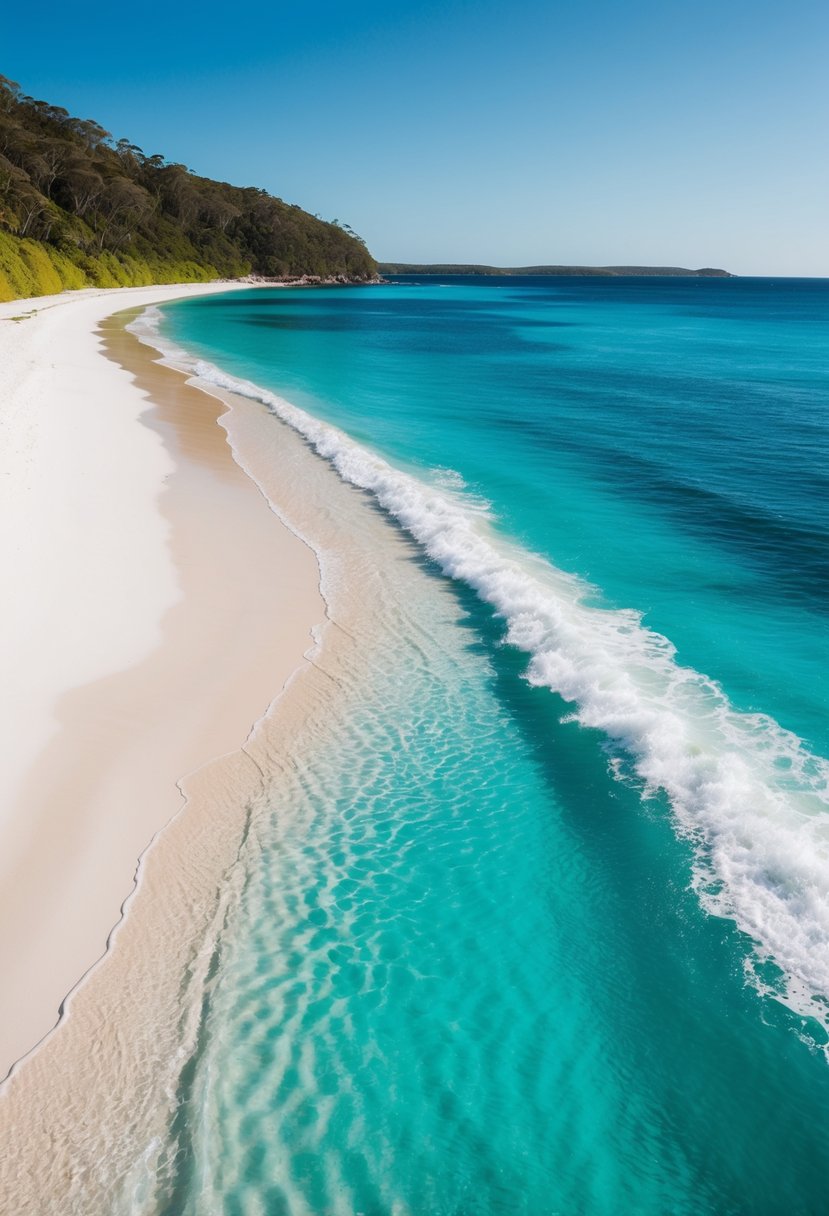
[131,306,829,1043]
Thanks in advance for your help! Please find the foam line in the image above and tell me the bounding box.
[131,307,829,1041]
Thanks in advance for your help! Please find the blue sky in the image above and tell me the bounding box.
[3,0,828,274]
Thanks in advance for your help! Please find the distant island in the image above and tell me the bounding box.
[380,263,734,278]
[0,74,376,302]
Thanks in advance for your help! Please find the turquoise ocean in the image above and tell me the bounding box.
[152,277,829,1214]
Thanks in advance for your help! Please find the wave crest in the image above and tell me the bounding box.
[130,307,829,1046]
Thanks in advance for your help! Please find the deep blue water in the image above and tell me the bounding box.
[151,276,829,1214]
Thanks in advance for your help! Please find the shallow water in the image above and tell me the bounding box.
[149,277,829,1214]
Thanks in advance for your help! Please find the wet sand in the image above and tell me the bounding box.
[0,282,324,1063]
[0,292,415,1214]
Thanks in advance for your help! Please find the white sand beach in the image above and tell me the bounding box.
[0,283,324,1078]
[0,281,408,1214]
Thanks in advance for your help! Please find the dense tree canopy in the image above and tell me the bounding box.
[0,74,376,299]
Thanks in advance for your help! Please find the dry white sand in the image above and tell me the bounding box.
[0,283,324,1077]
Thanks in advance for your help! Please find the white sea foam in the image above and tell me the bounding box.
[131,308,829,1042]
[431,466,467,490]
[429,466,492,514]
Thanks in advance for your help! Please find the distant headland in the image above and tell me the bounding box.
[380,263,734,278]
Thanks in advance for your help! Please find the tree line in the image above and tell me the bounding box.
[0,74,376,298]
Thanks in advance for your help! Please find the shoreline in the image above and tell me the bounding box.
[0,284,425,1214]
[0,282,325,1078]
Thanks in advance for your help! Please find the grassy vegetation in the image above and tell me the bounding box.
[0,73,376,302]
[0,230,218,300]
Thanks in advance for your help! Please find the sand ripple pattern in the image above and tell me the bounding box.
[149,524,826,1216]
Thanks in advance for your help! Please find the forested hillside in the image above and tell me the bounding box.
[0,74,376,301]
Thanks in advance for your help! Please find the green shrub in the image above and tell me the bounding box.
[0,231,39,298]
[19,239,64,295]
[0,230,233,302]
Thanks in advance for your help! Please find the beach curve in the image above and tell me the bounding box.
[0,283,323,1079]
